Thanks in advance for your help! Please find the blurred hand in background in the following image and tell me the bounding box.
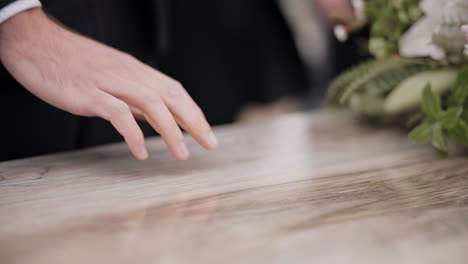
[314,0,355,27]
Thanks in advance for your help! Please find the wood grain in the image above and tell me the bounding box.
[1,110,468,264]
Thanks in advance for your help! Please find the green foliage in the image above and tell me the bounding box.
[431,122,448,154]
[383,69,457,115]
[327,63,468,154]
[408,121,432,143]
[326,60,376,105]
[409,85,447,153]
[365,0,423,58]
[447,120,468,145]
[447,67,468,106]
[325,59,435,117]
[408,68,468,153]
[339,60,411,103]
[421,84,442,119]
[325,1,468,155]
[439,107,463,129]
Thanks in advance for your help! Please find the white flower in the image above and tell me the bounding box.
[399,0,451,60]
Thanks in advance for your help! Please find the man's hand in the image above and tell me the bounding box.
[0,8,218,160]
[315,0,354,26]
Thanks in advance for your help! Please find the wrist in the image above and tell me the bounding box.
[0,8,46,57]
[0,7,44,36]
[0,0,42,23]
[350,0,365,23]
[333,0,366,42]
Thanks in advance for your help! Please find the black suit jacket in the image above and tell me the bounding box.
[1,0,308,161]
[0,0,20,9]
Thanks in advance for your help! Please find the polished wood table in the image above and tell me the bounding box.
[1,111,468,264]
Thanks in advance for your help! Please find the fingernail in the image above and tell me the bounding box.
[176,142,190,160]
[139,146,149,160]
[205,131,219,149]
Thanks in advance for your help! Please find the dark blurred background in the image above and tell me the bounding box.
[1,0,365,161]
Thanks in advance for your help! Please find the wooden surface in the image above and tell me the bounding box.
[1,111,468,264]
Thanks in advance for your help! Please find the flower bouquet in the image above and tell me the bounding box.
[326,0,468,154]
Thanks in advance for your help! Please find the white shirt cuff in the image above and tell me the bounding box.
[0,0,42,24]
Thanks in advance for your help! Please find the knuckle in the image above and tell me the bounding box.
[194,104,205,116]
[118,54,142,72]
[199,122,212,134]
[169,133,185,144]
[163,81,185,101]
[172,80,184,90]
[192,121,211,136]
[89,99,107,118]
[128,128,144,142]
[191,105,208,122]
[143,90,163,105]
[107,101,130,119]
[67,94,95,117]
[161,123,184,141]
[68,101,93,117]
[120,53,137,63]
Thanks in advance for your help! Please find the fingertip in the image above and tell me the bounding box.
[133,145,149,160]
[140,147,149,160]
[173,142,190,160]
[203,131,219,150]
[136,155,149,161]
[175,155,190,161]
